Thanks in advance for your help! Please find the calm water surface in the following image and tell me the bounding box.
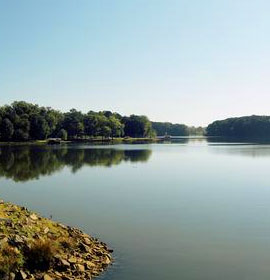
[0,139,270,280]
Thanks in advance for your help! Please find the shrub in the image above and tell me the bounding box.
[26,238,56,271]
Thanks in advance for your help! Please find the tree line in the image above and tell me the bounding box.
[152,122,205,136]
[206,115,270,138]
[152,122,189,136]
[0,101,156,141]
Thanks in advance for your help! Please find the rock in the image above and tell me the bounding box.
[9,234,24,246]
[58,223,67,229]
[0,218,12,224]
[103,256,111,265]
[93,249,103,256]
[0,236,8,244]
[83,237,91,245]
[56,258,70,271]
[43,274,53,280]
[91,269,100,276]
[79,242,91,253]
[68,257,77,264]
[9,273,16,280]
[61,259,70,267]
[16,270,27,280]
[85,261,96,269]
[33,233,41,239]
[54,271,62,277]
[0,201,112,280]
[30,213,38,220]
[14,235,24,243]
[74,264,85,272]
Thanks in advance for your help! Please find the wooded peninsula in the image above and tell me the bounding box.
[0,101,203,141]
[206,115,270,138]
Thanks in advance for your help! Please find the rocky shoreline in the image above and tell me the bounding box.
[0,200,113,280]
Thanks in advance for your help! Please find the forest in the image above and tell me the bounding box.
[152,122,189,136]
[0,101,205,141]
[0,101,156,141]
[206,115,270,138]
[152,122,205,136]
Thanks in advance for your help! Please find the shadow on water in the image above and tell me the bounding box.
[0,145,152,182]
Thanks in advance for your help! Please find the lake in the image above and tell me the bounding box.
[0,138,270,280]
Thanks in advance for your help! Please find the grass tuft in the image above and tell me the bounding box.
[25,238,57,272]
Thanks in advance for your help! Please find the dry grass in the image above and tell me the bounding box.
[26,238,57,272]
[58,236,77,250]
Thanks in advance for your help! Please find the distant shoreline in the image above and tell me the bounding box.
[0,137,161,146]
[3,136,270,146]
[0,101,204,144]
[0,136,210,146]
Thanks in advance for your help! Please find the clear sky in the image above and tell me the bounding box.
[1,0,270,126]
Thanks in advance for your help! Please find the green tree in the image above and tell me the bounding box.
[13,129,29,141]
[14,118,30,140]
[1,118,14,140]
[109,116,124,138]
[123,115,154,138]
[57,129,68,140]
[96,114,110,138]
[152,122,189,136]
[206,115,270,138]
[30,115,50,139]
[62,109,84,138]
[101,126,111,139]
[83,112,99,137]
[45,108,64,136]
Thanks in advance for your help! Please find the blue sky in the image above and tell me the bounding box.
[1,0,270,126]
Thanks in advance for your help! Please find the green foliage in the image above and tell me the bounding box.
[62,109,84,138]
[0,101,176,141]
[1,118,14,140]
[101,126,111,138]
[14,128,29,141]
[188,126,206,136]
[57,129,68,140]
[30,115,50,140]
[152,122,189,136]
[109,116,124,138]
[96,114,109,138]
[83,112,100,137]
[206,115,270,137]
[0,102,63,141]
[123,115,155,138]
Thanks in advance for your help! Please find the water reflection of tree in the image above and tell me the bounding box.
[0,146,152,182]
